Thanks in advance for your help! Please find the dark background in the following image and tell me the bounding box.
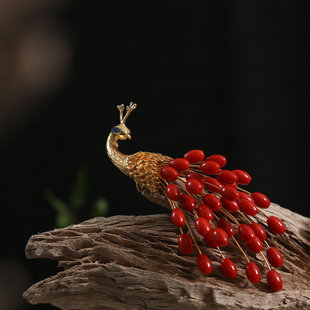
[0,1,309,309]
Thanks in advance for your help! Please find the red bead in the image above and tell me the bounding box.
[197,204,214,220]
[170,208,185,227]
[246,262,261,284]
[186,178,203,195]
[169,158,190,171]
[186,172,205,185]
[165,184,180,200]
[178,234,193,255]
[221,258,237,279]
[232,169,252,185]
[246,236,263,253]
[221,186,239,201]
[203,194,222,212]
[217,218,235,237]
[196,254,212,275]
[251,192,270,209]
[204,177,223,193]
[250,222,267,241]
[179,193,196,211]
[212,228,229,247]
[221,198,239,213]
[267,270,283,291]
[195,217,211,236]
[184,149,205,164]
[238,192,254,203]
[267,216,286,235]
[203,231,217,248]
[225,182,238,189]
[217,170,238,184]
[160,166,179,182]
[238,224,255,242]
[267,247,283,268]
[239,199,258,216]
[206,154,227,168]
[200,160,221,175]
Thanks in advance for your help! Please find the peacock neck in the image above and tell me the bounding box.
[106,132,130,175]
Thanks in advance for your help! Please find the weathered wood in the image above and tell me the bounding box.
[24,203,310,310]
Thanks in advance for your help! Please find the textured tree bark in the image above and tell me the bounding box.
[24,203,310,310]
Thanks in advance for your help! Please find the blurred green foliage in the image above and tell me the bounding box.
[45,165,109,227]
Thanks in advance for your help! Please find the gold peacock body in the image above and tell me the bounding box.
[106,102,286,292]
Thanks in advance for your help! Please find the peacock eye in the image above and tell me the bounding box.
[111,126,121,134]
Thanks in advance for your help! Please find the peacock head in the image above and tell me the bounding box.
[111,102,137,141]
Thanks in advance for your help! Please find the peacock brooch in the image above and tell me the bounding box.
[106,102,285,292]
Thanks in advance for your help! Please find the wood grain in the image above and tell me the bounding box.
[23,203,310,309]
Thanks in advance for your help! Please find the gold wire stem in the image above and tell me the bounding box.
[193,210,199,219]
[231,236,250,263]
[185,219,202,255]
[237,210,253,224]
[237,187,252,195]
[260,251,271,270]
[264,240,270,248]
[162,186,176,211]
[220,208,240,225]
[258,209,269,218]
[216,246,225,260]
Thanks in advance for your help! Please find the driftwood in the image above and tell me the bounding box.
[24,203,310,310]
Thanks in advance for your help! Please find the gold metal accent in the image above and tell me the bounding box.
[106,103,171,193]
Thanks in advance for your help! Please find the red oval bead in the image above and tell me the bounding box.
[200,160,221,175]
[206,154,227,168]
[169,158,190,171]
[238,224,255,242]
[160,166,179,182]
[221,258,237,279]
[186,172,205,185]
[178,234,193,255]
[217,170,238,184]
[267,270,283,291]
[179,193,196,211]
[165,184,180,200]
[184,149,205,164]
[221,186,239,201]
[203,231,217,248]
[267,247,283,268]
[250,222,267,241]
[246,236,263,253]
[197,204,214,220]
[203,194,222,212]
[170,208,185,227]
[246,262,261,284]
[217,218,235,237]
[226,182,238,189]
[212,228,229,247]
[221,198,239,213]
[186,178,203,195]
[195,217,211,236]
[251,192,270,209]
[238,192,254,203]
[267,216,286,235]
[196,253,212,275]
[204,177,223,193]
[232,169,252,185]
[239,199,258,216]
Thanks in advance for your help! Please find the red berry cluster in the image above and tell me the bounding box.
[160,149,285,292]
